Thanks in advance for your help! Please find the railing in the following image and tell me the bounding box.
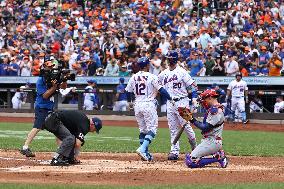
[1,88,283,118]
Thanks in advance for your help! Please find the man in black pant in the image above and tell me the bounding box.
[44,110,102,166]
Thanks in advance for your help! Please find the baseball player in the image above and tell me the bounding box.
[83,79,99,110]
[44,110,102,166]
[226,73,249,124]
[158,50,197,161]
[274,96,284,113]
[178,89,229,168]
[126,57,172,161]
[12,83,30,109]
[113,78,129,111]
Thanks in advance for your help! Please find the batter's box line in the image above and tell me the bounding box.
[0,156,51,165]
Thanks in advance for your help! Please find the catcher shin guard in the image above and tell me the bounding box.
[140,131,155,152]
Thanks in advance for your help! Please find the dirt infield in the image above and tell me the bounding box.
[0,116,283,185]
[0,150,283,185]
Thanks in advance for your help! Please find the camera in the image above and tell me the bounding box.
[40,63,76,89]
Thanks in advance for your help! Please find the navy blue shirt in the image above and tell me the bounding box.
[35,77,54,110]
[0,63,9,76]
[116,84,127,101]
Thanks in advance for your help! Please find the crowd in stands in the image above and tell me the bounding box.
[0,0,284,78]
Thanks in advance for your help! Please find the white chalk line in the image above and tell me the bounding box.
[0,156,50,165]
[0,130,139,141]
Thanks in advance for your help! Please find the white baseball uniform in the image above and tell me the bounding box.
[83,86,95,110]
[158,66,197,155]
[125,71,161,135]
[12,92,24,109]
[12,86,27,109]
[227,79,248,119]
[274,101,284,113]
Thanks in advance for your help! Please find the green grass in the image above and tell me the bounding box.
[0,122,283,156]
[1,183,284,189]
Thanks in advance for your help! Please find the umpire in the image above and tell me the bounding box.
[44,110,102,166]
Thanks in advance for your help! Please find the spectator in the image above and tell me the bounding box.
[259,64,269,76]
[212,55,225,76]
[268,53,283,76]
[119,64,130,77]
[187,52,205,77]
[0,0,283,79]
[20,57,32,76]
[224,55,239,76]
[204,54,215,76]
[240,64,249,77]
[258,46,270,69]
[150,54,161,76]
[104,58,119,76]
[0,57,9,76]
[8,57,20,76]
[197,28,211,49]
[248,63,261,76]
[274,96,284,113]
[159,36,170,55]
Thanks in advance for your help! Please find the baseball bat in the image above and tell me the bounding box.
[172,123,187,145]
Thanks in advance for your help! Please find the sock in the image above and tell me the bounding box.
[23,145,28,150]
[241,111,247,122]
[231,111,235,120]
[140,131,155,152]
[139,133,146,145]
[198,158,219,167]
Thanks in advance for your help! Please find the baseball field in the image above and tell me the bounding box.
[0,116,283,189]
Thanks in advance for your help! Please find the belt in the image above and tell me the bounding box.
[232,96,243,98]
[203,136,222,140]
[173,96,187,102]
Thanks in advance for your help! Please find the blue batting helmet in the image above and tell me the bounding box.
[166,50,178,65]
[137,57,150,69]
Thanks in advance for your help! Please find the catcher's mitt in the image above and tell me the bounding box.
[178,107,193,122]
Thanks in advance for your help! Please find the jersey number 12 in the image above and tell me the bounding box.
[135,83,146,95]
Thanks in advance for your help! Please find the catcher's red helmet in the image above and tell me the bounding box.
[198,89,219,109]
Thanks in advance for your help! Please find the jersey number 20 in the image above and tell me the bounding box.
[173,82,182,89]
[135,83,146,95]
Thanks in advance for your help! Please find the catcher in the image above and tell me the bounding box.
[178,89,229,168]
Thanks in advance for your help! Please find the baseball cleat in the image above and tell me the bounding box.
[146,152,153,161]
[20,148,35,157]
[243,119,249,124]
[219,156,229,168]
[67,158,81,165]
[167,153,179,161]
[50,157,69,166]
[136,148,149,161]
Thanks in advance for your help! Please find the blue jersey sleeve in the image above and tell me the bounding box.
[36,77,47,96]
[159,87,172,101]
[190,118,214,132]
